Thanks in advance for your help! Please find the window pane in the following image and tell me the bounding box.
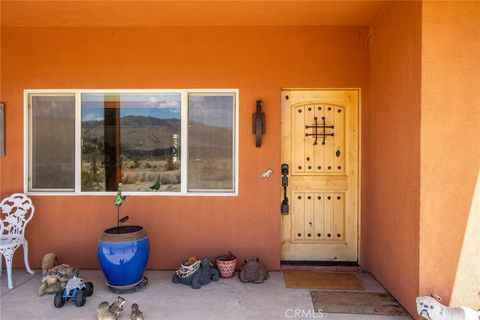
[30,94,75,190]
[188,94,235,191]
[81,93,181,192]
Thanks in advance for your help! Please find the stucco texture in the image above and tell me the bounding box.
[0,26,368,270]
[420,0,480,309]
[363,1,422,316]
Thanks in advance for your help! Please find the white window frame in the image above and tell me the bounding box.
[24,89,239,196]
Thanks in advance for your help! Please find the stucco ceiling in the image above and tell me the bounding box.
[2,1,391,27]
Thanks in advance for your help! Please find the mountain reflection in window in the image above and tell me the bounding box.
[188,94,235,191]
[81,93,181,192]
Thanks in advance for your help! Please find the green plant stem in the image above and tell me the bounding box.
[117,206,120,233]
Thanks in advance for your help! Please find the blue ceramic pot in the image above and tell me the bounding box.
[98,225,150,287]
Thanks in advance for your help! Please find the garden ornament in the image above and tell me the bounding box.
[130,303,144,320]
[416,295,480,320]
[239,256,269,283]
[97,296,126,320]
[41,252,57,276]
[113,184,127,207]
[260,169,273,179]
[38,263,80,296]
[113,183,128,230]
[172,257,219,289]
[149,177,161,191]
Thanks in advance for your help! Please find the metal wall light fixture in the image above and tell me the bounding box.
[252,100,265,147]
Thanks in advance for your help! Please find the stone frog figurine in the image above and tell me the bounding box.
[416,296,480,320]
[239,256,268,283]
[172,257,219,289]
[97,296,126,320]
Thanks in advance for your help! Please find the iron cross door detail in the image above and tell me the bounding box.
[305,116,334,145]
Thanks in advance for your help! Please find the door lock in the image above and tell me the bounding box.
[281,163,289,215]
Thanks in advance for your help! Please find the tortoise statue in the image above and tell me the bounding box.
[38,263,80,296]
[239,256,268,283]
[172,257,219,289]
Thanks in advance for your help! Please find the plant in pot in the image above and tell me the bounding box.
[97,184,150,290]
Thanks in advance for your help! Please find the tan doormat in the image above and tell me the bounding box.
[283,271,363,290]
[311,291,408,316]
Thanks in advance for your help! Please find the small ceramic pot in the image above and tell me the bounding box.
[216,255,237,278]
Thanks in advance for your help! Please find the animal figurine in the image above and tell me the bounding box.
[416,296,480,320]
[38,263,80,296]
[239,256,269,283]
[41,253,58,276]
[97,302,114,320]
[172,257,219,289]
[97,296,126,320]
[130,303,144,320]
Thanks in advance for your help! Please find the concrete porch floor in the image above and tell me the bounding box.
[0,269,412,320]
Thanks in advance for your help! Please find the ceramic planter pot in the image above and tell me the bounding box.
[216,255,237,278]
[97,225,150,287]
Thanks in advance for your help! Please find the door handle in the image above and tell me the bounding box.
[281,163,289,215]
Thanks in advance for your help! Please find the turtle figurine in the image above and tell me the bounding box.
[38,263,80,296]
[239,256,269,283]
[172,257,219,289]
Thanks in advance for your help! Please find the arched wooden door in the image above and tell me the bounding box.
[281,89,359,261]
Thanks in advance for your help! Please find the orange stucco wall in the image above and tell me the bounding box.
[419,1,480,308]
[0,26,368,270]
[362,1,421,315]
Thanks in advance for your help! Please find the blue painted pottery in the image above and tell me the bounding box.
[98,225,150,287]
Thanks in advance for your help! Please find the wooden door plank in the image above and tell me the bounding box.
[314,193,324,240]
[304,192,315,239]
[333,192,345,240]
[293,105,305,174]
[293,191,305,240]
[334,106,345,173]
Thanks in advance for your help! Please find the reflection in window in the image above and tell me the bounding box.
[81,93,181,192]
[29,94,75,190]
[188,94,235,191]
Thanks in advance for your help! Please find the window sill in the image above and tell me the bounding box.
[25,191,238,197]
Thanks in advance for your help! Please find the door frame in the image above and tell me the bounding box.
[280,88,362,263]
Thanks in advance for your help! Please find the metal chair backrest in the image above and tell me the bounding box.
[0,193,35,237]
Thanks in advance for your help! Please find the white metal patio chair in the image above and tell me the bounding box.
[0,193,35,289]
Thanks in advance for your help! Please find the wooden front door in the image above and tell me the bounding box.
[281,89,359,261]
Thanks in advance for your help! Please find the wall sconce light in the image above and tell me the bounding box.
[252,100,265,147]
